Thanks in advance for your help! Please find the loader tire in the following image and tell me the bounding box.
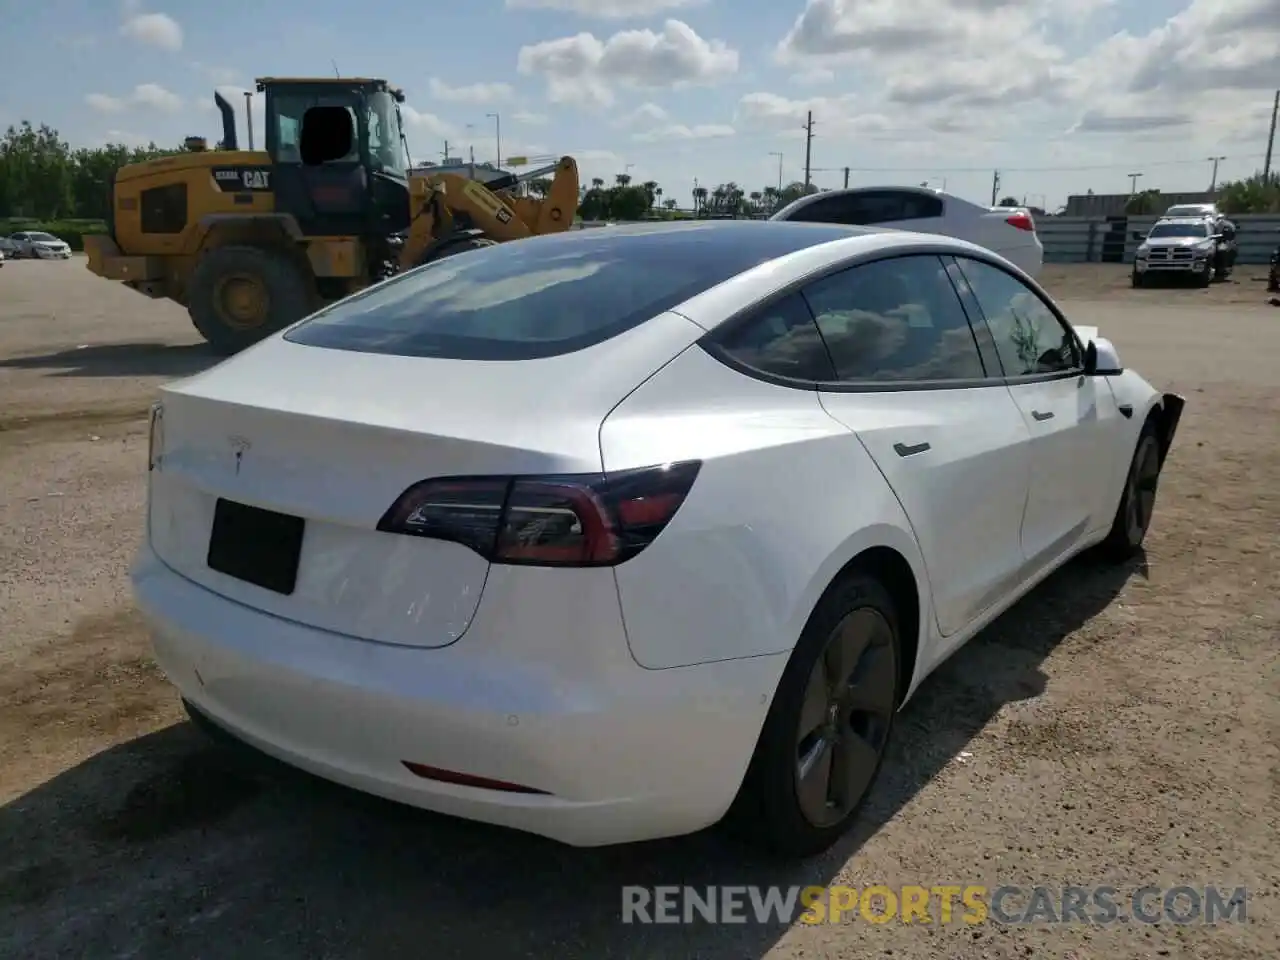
[188,245,314,355]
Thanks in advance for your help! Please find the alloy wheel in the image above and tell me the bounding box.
[794,608,897,827]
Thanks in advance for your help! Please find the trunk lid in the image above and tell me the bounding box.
[148,315,699,647]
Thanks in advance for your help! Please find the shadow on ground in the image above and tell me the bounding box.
[0,342,219,378]
[0,552,1143,960]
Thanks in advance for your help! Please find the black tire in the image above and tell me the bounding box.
[729,571,901,859]
[187,245,314,355]
[1130,271,1143,288]
[1098,421,1163,563]
[1195,263,1212,288]
[417,236,496,267]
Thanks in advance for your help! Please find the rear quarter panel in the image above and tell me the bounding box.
[599,344,930,672]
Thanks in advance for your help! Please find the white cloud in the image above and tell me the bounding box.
[618,102,669,126]
[401,105,455,140]
[511,110,549,125]
[427,78,513,104]
[633,123,734,142]
[120,11,183,51]
[790,67,834,86]
[131,83,182,112]
[85,84,183,114]
[517,19,738,108]
[505,0,706,17]
[103,129,154,147]
[85,93,125,113]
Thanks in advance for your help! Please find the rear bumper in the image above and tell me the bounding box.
[132,545,783,847]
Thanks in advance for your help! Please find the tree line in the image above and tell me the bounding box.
[0,121,193,222]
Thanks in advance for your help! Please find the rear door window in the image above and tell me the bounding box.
[800,254,987,382]
[783,194,870,224]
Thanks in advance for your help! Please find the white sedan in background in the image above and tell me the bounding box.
[8,230,73,259]
[134,221,1182,858]
[771,185,1044,279]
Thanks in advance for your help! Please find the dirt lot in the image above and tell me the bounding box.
[1,260,1277,959]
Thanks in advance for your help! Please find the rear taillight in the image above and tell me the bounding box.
[377,461,701,567]
[1006,212,1035,232]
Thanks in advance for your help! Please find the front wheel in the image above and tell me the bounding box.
[729,572,900,858]
[188,245,315,355]
[1098,423,1163,562]
[1131,270,1143,288]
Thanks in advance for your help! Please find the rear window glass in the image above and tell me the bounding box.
[285,222,860,360]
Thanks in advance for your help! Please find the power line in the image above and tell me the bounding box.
[806,153,1266,175]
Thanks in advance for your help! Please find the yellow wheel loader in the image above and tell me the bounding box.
[84,77,580,354]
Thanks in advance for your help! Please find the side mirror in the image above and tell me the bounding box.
[1085,337,1123,376]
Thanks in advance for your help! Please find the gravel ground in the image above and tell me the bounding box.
[1,260,1277,960]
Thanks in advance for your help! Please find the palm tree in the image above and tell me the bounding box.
[615,173,632,187]
[591,177,604,189]
[692,185,708,215]
[641,180,658,209]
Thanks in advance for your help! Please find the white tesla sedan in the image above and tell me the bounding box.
[134,221,1183,858]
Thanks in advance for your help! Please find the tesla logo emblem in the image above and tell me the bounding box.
[229,436,250,474]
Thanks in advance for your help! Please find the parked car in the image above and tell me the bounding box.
[7,230,73,259]
[133,220,1183,857]
[0,236,18,263]
[769,186,1044,278]
[1132,217,1229,287]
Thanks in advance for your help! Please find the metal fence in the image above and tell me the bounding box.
[1038,214,1280,265]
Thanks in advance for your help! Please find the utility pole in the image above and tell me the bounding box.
[486,112,502,169]
[443,140,449,163]
[803,111,814,191]
[1208,155,1226,192]
[990,170,1000,206]
[1264,89,1279,181]
[244,91,254,149]
[843,166,850,189]
[769,151,783,192]
[1127,171,1143,194]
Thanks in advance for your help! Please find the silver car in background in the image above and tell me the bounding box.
[8,231,73,259]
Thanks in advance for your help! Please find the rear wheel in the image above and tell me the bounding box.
[188,245,315,355]
[1098,423,1162,562]
[730,572,900,858]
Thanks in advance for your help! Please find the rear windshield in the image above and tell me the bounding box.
[285,222,859,360]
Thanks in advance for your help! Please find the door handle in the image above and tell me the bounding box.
[1031,410,1054,422]
[893,441,931,457]
[1117,404,1134,419]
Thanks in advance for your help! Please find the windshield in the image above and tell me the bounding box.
[1165,206,1211,218]
[28,232,57,242]
[1148,223,1210,239]
[367,91,407,177]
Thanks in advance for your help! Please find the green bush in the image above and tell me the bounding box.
[0,218,107,251]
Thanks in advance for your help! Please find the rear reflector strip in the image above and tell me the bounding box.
[401,761,551,795]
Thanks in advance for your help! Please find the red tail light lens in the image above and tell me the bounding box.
[377,461,701,567]
[1006,213,1035,232]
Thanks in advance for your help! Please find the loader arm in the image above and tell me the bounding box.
[398,156,580,270]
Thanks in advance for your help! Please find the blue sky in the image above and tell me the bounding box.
[2,0,1276,210]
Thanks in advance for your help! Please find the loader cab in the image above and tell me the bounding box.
[259,77,412,237]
